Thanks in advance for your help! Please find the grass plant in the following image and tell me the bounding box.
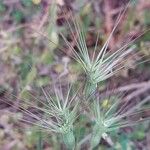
[89,95,150,148]
[59,1,143,96]
[0,0,150,150]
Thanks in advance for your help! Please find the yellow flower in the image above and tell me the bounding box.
[102,99,110,108]
[32,0,41,5]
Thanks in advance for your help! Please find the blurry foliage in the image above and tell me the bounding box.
[0,0,150,149]
[19,55,33,81]
[12,10,24,23]
[0,2,6,13]
[144,9,150,26]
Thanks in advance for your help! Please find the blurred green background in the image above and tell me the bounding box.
[0,0,150,149]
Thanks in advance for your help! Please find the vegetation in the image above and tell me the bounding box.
[0,0,150,149]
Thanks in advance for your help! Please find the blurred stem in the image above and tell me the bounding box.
[84,81,97,98]
[90,123,104,149]
[76,134,91,150]
[36,131,43,150]
[63,130,75,150]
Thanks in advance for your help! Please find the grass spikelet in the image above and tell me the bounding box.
[1,83,79,150]
[58,1,143,96]
[89,95,150,149]
[40,84,79,149]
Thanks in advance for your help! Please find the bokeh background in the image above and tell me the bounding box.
[0,0,150,149]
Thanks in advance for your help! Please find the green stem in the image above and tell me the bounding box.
[84,81,97,98]
[36,131,43,150]
[90,124,104,149]
[63,130,75,150]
